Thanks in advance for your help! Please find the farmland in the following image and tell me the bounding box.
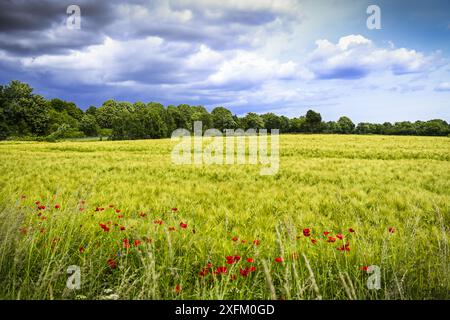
[0,134,449,299]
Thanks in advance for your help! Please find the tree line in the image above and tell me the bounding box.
[1,80,449,141]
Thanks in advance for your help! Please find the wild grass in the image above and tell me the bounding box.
[0,134,449,299]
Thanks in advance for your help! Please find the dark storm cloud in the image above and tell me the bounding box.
[0,0,118,55]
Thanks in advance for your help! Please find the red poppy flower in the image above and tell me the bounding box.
[234,255,241,262]
[169,226,176,231]
[134,239,141,246]
[327,236,336,243]
[174,284,182,294]
[80,200,86,205]
[275,257,283,263]
[226,256,234,264]
[232,236,238,242]
[119,226,125,231]
[253,239,260,245]
[348,228,355,233]
[38,205,46,210]
[123,239,131,249]
[139,212,146,217]
[337,242,351,251]
[109,204,114,208]
[95,207,105,212]
[199,268,208,277]
[323,231,330,236]
[115,209,121,213]
[215,266,228,274]
[336,233,344,240]
[117,215,124,219]
[303,228,311,237]
[360,266,369,272]
[311,238,318,245]
[206,262,213,269]
[250,266,256,272]
[246,258,254,263]
[154,219,163,225]
[240,268,250,277]
[35,201,40,205]
[99,223,110,232]
[79,246,85,253]
[241,240,247,244]
[389,227,396,233]
[107,258,117,269]
[171,208,178,212]
[179,222,187,229]
[55,204,61,209]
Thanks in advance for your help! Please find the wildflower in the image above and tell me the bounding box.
[115,209,121,213]
[154,219,163,225]
[99,223,110,232]
[232,236,238,242]
[336,233,344,240]
[117,215,124,219]
[179,222,187,229]
[233,255,241,262]
[199,268,208,277]
[311,238,318,245]
[123,239,131,249]
[134,239,141,246]
[303,228,311,237]
[327,236,337,243]
[95,207,105,212]
[360,266,369,272]
[38,205,46,210]
[389,227,396,233]
[119,226,126,231]
[230,274,237,281]
[250,266,256,272]
[21,195,26,200]
[323,231,330,236]
[175,284,182,294]
[241,239,247,244]
[139,212,146,217]
[79,208,85,212]
[79,246,85,253]
[171,208,178,212]
[275,257,283,263]
[246,258,254,263]
[253,239,260,245]
[215,266,228,274]
[109,204,114,208]
[169,226,176,231]
[107,259,117,269]
[226,256,234,264]
[337,242,351,252]
[206,262,213,269]
[55,204,61,209]
[35,201,40,205]
[240,268,250,277]
[348,228,355,233]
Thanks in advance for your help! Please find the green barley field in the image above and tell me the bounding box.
[0,134,449,300]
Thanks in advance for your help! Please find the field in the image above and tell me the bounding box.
[0,134,449,300]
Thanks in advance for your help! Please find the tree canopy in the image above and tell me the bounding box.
[0,80,449,141]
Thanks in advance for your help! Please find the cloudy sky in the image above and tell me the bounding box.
[0,0,449,122]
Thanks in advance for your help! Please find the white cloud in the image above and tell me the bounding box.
[435,82,450,91]
[308,34,437,79]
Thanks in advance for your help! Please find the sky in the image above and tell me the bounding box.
[0,0,449,123]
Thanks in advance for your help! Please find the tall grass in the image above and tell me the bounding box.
[0,134,449,299]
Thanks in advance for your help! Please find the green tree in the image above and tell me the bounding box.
[337,116,355,134]
[211,107,236,132]
[79,114,100,136]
